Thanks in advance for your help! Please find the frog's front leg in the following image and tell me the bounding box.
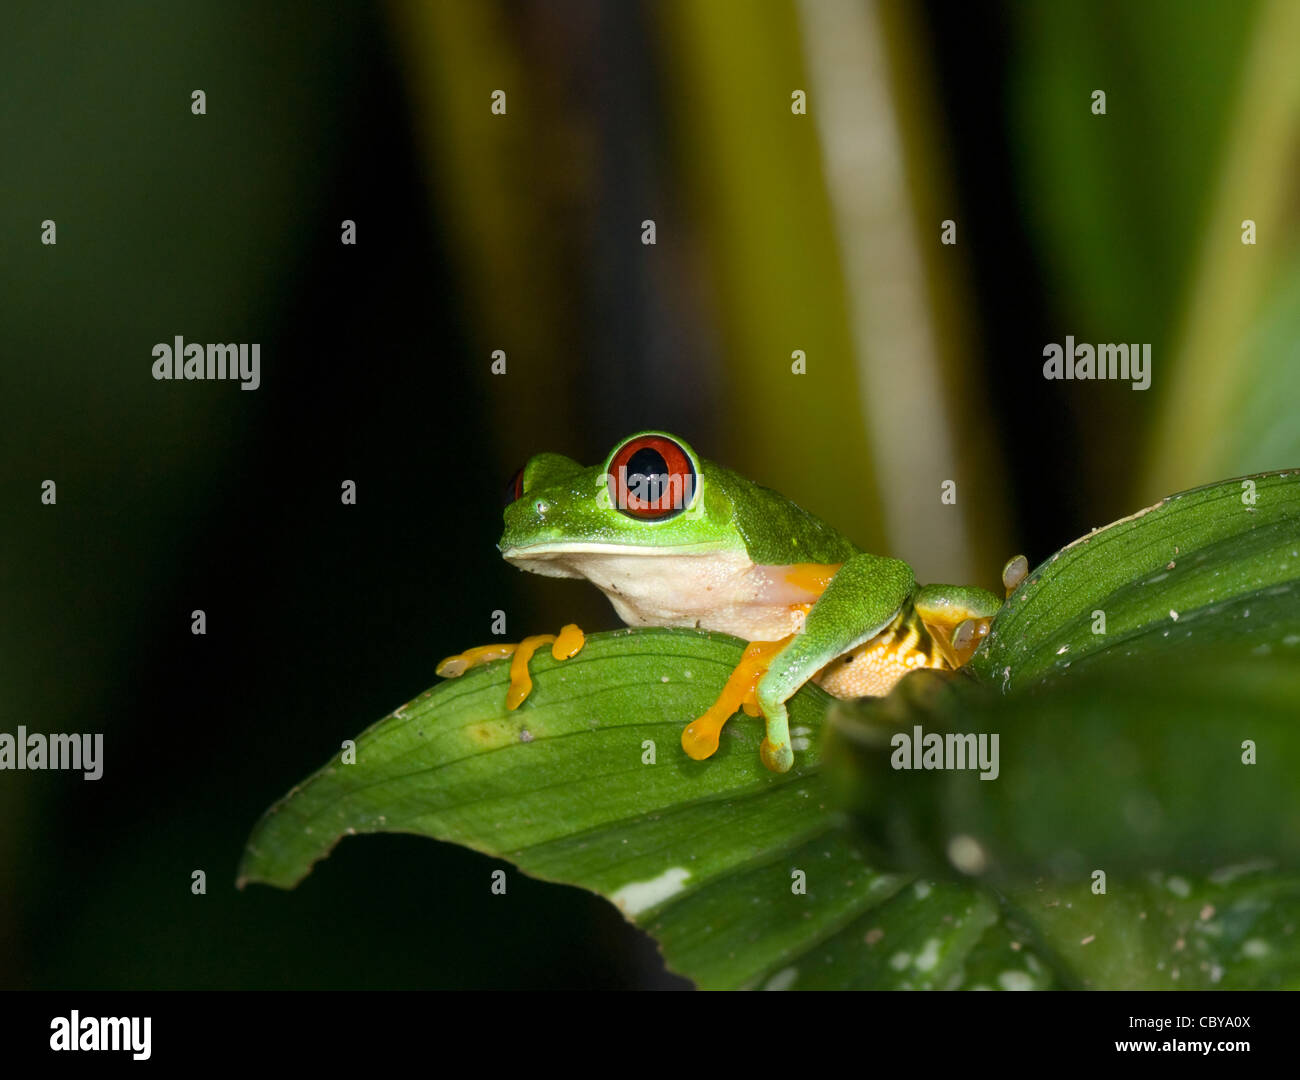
[755,553,916,773]
[437,624,585,709]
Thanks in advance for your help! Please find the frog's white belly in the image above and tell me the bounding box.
[503,546,819,640]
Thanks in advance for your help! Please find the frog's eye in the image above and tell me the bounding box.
[503,465,526,507]
[607,434,697,520]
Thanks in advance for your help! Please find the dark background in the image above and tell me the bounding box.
[2,0,1294,988]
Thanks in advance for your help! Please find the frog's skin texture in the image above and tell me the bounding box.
[439,431,1010,774]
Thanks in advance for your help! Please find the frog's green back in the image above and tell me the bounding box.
[703,461,861,566]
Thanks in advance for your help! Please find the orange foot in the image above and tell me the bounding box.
[681,636,791,762]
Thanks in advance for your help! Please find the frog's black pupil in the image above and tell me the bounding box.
[625,447,667,479]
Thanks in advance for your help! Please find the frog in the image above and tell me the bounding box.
[437,431,1027,774]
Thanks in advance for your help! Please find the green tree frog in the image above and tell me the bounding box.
[438,431,1025,774]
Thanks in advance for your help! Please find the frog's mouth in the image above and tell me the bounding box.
[500,541,739,580]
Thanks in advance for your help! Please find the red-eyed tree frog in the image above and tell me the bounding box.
[438,431,1026,774]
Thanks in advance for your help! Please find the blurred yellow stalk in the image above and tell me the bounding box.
[1146,0,1300,496]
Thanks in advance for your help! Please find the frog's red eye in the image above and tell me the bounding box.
[607,434,696,520]
[503,465,525,507]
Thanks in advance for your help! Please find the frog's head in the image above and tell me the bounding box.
[499,431,744,577]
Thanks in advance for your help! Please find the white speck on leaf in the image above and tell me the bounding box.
[914,939,941,972]
[1241,939,1270,959]
[610,867,691,916]
[763,967,798,991]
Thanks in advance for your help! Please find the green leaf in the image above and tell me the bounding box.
[969,469,1300,691]
[238,630,824,891]
[238,629,1058,989]
[1000,867,1300,990]
[826,651,1300,875]
[823,653,1300,988]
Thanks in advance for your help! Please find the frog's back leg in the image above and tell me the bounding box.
[913,583,1002,667]
[913,554,1027,666]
